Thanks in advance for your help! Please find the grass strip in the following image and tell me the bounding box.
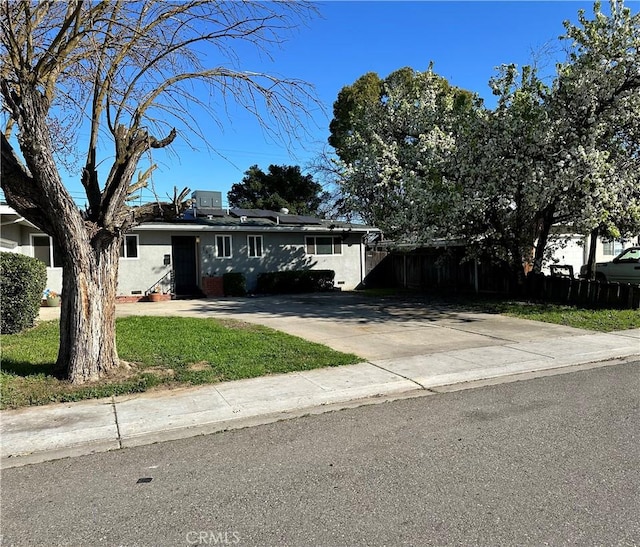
[359,289,640,331]
[0,316,361,409]
[493,302,640,331]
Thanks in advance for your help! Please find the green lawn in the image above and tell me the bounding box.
[359,289,640,331]
[492,302,640,331]
[0,316,361,410]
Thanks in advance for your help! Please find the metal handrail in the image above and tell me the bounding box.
[145,270,173,295]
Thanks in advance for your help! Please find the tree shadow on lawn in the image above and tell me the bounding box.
[1,359,64,379]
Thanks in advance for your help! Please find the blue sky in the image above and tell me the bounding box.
[60,0,637,207]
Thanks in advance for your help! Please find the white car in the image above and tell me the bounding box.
[580,246,640,284]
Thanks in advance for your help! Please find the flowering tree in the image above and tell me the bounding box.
[456,0,639,284]
[329,67,479,241]
[328,0,639,290]
[550,0,640,276]
[0,1,317,383]
[452,64,554,285]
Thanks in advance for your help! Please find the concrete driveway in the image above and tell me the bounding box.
[18,292,637,468]
[40,292,587,360]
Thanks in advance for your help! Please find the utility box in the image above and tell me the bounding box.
[192,190,222,209]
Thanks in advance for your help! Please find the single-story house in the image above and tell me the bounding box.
[0,192,380,298]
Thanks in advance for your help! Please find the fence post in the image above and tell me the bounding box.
[632,285,640,310]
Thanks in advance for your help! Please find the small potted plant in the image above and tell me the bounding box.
[44,289,61,307]
[147,285,165,302]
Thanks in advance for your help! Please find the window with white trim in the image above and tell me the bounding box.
[120,234,139,258]
[247,235,263,258]
[603,240,623,256]
[305,236,342,255]
[31,235,62,267]
[216,235,232,258]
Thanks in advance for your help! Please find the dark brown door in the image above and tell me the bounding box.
[172,236,199,296]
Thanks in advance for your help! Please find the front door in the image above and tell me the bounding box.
[172,236,199,296]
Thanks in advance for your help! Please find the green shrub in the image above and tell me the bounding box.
[223,272,246,297]
[257,270,335,294]
[1,252,47,334]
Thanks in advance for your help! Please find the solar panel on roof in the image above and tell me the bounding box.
[228,208,324,225]
[229,208,281,219]
[196,207,225,217]
[278,214,322,225]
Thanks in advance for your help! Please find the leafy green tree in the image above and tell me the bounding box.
[228,164,328,216]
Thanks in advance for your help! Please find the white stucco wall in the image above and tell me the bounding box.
[118,231,173,295]
[542,234,640,276]
[1,215,372,296]
[3,224,63,293]
[197,229,366,292]
[128,226,369,294]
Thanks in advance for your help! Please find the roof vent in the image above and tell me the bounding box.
[240,216,247,223]
[280,208,289,215]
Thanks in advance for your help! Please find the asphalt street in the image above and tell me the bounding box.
[1,361,639,547]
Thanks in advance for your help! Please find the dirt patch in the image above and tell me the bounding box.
[101,360,140,382]
[187,361,210,372]
[216,318,262,331]
[145,367,176,379]
[93,362,174,385]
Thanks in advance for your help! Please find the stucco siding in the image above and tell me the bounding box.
[198,231,365,291]
[0,223,21,252]
[118,231,173,295]
[0,211,373,296]
[542,234,640,277]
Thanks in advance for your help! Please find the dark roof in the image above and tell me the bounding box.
[142,205,379,232]
[277,214,323,226]
[226,208,323,226]
[187,206,330,227]
[228,208,277,219]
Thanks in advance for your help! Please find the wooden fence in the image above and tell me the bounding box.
[363,247,640,309]
[363,247,510,294]
[526,274,640,309]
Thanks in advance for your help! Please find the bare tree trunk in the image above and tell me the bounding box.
[585,226,600,280]
[508,246,527,296]
[532,207,555,274]
[58,238,121,383]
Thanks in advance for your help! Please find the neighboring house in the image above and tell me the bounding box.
[542,231,640,278]
[0,193,380,297]
[361,229,640,293]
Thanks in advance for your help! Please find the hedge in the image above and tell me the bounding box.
[1,252,47,334]
[256,270,335,294]
[223,272,247,297]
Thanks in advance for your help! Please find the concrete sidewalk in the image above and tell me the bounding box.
[2,325,638,469]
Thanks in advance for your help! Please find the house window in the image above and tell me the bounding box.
[306,236,342,255]
[216,235,232,258]
[248,235,263,258]
[31,235,62,267]
[603,240,623,256]
[120,235,139,258]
